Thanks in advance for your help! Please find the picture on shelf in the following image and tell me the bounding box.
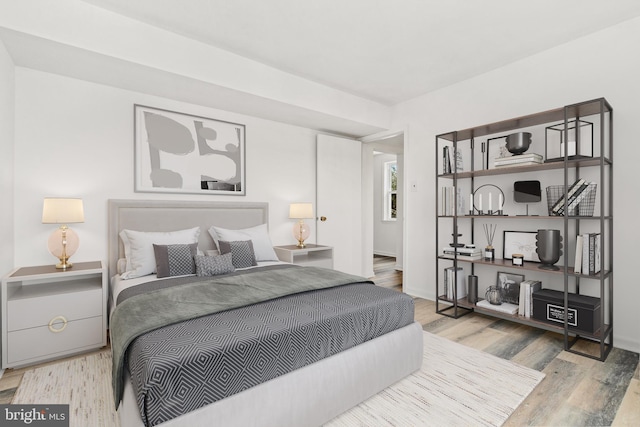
[497,271,525,305]
[503,231,540,262]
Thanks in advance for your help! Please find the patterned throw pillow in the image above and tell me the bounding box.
[153,243,197,278]
[218,240,258,269]
[194,253,235,277]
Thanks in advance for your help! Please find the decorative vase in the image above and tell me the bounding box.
[467,275,478,304]
[485,285,503,305]
[536,229,563,270]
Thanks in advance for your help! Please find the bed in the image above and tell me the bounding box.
[108,199,423,427]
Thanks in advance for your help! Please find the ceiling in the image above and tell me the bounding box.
[80,0,640,105]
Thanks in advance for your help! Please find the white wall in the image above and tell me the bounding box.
[373,153,398,256]
[12,68,319,269]
[0,39,14,276]
[395,17,640,353]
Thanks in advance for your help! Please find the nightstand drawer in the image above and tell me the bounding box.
[7,316,103,364]
[7,288,102,331]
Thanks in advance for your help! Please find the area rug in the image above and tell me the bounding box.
[12,332,544,427]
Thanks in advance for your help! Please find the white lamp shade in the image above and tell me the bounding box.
[42,198,85,224]
[289,203,313,219]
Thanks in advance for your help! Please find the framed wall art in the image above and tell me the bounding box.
[134,105,246,195]
[503,230,540,262]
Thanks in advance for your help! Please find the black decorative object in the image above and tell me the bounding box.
[545,119,593,162]
[536,229,563,270]
[505,132,532,155]
[472,184,505,216]
[514,180,541,216]
[467,275,478,304]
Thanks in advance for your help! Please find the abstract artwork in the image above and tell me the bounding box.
[134,105,245,195]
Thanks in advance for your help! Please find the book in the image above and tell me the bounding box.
[582,232,590,274]
[444,266,466,299]
[551,178,585,214]
[443,146,451,174]
[477,299,519,315]
[589,233,601,275]
[494,153,542,165]
[563,182,594,215]
[494,160,543,168]
[442,252,482,260]
[518,280,542,317]
[573,235,583,274]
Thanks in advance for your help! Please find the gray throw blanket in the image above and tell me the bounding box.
[110,265,371,408]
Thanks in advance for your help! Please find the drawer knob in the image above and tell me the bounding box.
[48,316,68,333]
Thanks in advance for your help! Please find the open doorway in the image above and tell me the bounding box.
[361,131,404,291]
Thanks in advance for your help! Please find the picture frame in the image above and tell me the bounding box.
[134,104,246,195]
[503,231,540,262]
[496,271,525,305]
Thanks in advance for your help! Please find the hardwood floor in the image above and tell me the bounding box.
[371,255,640,426]
[0,257,637,426]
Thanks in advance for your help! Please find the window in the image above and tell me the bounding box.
[384,161,397,221]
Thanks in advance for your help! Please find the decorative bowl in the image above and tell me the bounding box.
[505,132,532,155]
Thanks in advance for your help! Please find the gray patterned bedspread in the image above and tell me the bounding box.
[112,265,414,426]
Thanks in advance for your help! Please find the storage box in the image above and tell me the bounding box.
[532,289,601,334]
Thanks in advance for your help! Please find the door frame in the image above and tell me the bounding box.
[360,128,406,280]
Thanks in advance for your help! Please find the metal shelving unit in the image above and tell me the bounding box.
[435,98,613,361]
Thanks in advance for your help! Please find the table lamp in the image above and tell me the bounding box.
[289,203,313,248]
[42,198,85,269]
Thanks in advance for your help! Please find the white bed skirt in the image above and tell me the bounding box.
[118,321,424,427]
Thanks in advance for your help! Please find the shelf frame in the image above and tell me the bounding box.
[435,98,613,361]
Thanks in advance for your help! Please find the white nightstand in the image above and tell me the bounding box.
[1,261,108,369]
[274,244,334,269]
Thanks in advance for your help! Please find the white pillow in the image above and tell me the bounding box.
[120,227,200,279]
[208,224,278,262]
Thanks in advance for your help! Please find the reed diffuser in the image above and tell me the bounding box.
[483,224,496,261]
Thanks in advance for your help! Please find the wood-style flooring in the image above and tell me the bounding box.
[371,255,640,426]
[0,256,637,426]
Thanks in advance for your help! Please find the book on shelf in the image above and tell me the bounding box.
[442,252,482,260]
[581,233,601,275]
[518,280,542,317]
[494,160,543,168]
[551,178,585,214]
[562,182,594,215]
[494,153,543,166]
[443,146,451,174]
[574,235,584,275]
[440,186,463,216]
[444,266,466,300]
[477,299,519,315]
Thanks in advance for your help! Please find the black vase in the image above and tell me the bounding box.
[536,229,563,270]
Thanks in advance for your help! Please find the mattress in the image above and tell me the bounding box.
[111,265,415,426]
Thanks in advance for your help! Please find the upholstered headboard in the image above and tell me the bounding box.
[107,199,269,279]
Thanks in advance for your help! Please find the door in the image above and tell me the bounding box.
[316,134,363,276]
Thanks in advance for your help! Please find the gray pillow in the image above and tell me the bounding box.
[153,243,197,278]
[218,240,258,268]
[194,253,235,277]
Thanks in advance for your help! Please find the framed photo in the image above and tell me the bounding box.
[496,271,525,305]
[134,105,246,195]
[503,231,540,262]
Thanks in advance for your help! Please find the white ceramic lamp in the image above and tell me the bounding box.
[42,198,85,269]
[289,203,313,248]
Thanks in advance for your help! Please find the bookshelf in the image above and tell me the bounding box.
[435,98,613,361]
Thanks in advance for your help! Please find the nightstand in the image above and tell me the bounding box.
[273,244,334,269]
[1,261,108,369]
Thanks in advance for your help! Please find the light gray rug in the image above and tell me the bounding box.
[12,332,544,427]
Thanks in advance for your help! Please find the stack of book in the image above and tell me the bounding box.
[574,233,601,275]
[440,186,464,216]
[442,246,482,260]
[443,266,466,300]
[518,280,542,317]
[477,299,519,315]
[494,152,543,167]
[550,179,595,216]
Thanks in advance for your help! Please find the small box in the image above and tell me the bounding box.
[532,289,601,334]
